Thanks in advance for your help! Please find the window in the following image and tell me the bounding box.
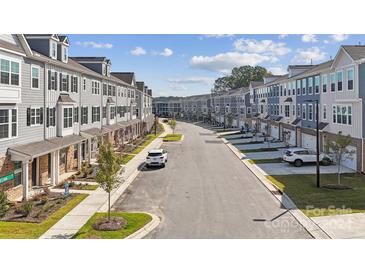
[292,105,295,116]
[62,47,68,62]
[347,69,354,90]
[92,106,100,123]
[0,108,17,140]
[103,83,107,95]
[83,78,86,90]
[71,76,78,93]
[308,104,313,121]
[302,104,306,120]
[284,105,290,117]
[330,73,336,92]
[301,79,306,95]
[46,107,56,127]
[28,107,43,126]
[296,80,301,95]
[337,71,343,91]
[50,41,57,59]
[332,105,352,125]
[297,104,301,118]
[112,85,116,96]
[92,81,100,94]
[308,77,313,94]
[110,106,116,119]
[323,104,327,120]
[322,75,327,93]
[31,66,40,89]
[60,148,66,165]
[108,85,112,96]
[48,70,58,90]
[74,107,79,123]
[60,73,69,92]
[81,106,88,125]
[0,58,20,86]
[314,76,320,94]
[63,107,73,128]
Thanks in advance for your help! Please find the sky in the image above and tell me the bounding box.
[68,34,364,97]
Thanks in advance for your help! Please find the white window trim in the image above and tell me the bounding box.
[0,106,18,142]
[323,104,327,120]
[31,64,40,90]
[62,46,68,63]
[0,55,21,87]
[308,104,313,121]
[30,107,42,127]
[337,70,344,92]
[50,40,58,60]
[330,73,336,92]
[63,106,73,129]
[92,106,101,123]
[302,104,306,120]
[347,68,354,91]
[332,104,353,126]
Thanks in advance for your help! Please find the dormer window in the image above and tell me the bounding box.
[62,47,68,63]
[106,65,110,77]
[50,41,57,59]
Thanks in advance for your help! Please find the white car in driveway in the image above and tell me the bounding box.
[282,148,332,167]
[146,149,168,167]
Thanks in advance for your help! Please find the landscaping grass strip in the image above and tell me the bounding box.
[233,141,264,145]
[248,158,282,164]
[121,154,136,165]
[163,134,183,142]
[73,212,152,239]
[265,173,365,217]
[0,194,88,239]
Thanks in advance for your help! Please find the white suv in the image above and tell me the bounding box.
[282,148,331,167]
[146,149,168,168]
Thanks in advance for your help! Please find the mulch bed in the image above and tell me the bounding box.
[0,193,76,223]
[92,217,128,231]
[54,182,96,190]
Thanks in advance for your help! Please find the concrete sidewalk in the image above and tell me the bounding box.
[40,124,172,239]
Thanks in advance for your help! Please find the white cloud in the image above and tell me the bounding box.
[167,77,215,85]
[169,84,187,91]
[291,47,326,64]
[268,67,287,75]
[160,48,173,57]
[76,41,113,49]
[233,38,291,56]
[278,34,288,39]
[330,34,349,42]
[190,52,275,73]
[302,34,317,43]
[130,47,146,56]
[201,34,235,39]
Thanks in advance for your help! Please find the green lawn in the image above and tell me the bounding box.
[163,134,183,142]
[73,212,152,239]
[248,158,282,164]
[130,146,145,154]
[240,147,279,153]
[0,194,88,239]
[234,141,263,145]
[121,154,136,165]
[266,173,365,217]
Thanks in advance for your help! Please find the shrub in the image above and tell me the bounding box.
[0,192,9,218]
[20,201,33,217]
[43,185,51,196]
[40,195,48,205]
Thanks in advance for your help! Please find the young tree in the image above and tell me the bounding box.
[227,113,234,128]
[169,119,177,134]
[96,142,124,221]
[324,133,354,185]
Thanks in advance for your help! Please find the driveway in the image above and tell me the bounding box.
[244,149,286,160]
[113,121,311,239]
[255,162,355,175]
[235,142,286,150]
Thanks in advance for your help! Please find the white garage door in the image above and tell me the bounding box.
[341,146,357,171]
[261,123,267,133]
[288,130,296,146]
[302,133,316,151]
[271,126,279,139]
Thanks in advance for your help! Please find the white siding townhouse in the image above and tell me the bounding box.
[0,34,154,201]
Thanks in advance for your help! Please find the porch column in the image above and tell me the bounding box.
[78,143,82,169]
[88,138,92,162]
[50,151,56,186]
[22,161,29,201]
[54,150,60,185]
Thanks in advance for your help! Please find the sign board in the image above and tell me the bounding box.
[0,173,14,185]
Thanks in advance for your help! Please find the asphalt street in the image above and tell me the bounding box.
[113,121,311,239]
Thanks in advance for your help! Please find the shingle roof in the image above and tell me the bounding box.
[250,81,264,88]
[71,56,107,62]
[342,45,365,61]
[291,118,301,125]
[292,60,333,79]
[318,122,329,130]
[0,39,25,55]
[58,94,76,103]
[111,72,135,85]
[136,81,145,92]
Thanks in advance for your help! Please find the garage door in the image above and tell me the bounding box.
[261,123,267,133]
[288,130,296,146]
[271,126,279,139]
[342,146,357,171]
[302,133,316,151]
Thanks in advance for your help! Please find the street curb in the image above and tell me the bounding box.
[219,135,331,239]
[125,212,160,239]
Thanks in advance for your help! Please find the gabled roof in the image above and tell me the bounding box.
[342,45,365,61]
[111,72,135,85]
[250,81,264,88]
[71,56,108,62]
[58,94,76,104]
[58,35,69,45]
[136,81,145,92]
[291,118,301,125]
[284,97,293,103]
[293,60,333,79]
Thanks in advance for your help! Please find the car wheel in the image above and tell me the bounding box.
[294,159,303,167]
[161,163,165,168]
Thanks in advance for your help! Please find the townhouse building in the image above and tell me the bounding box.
[152,97,182,117]
[0,34,154,201]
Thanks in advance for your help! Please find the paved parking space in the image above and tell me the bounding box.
[255,162,355,175]
[244,149,287,160]
[235,142,286,150]
[313,213,365,239]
